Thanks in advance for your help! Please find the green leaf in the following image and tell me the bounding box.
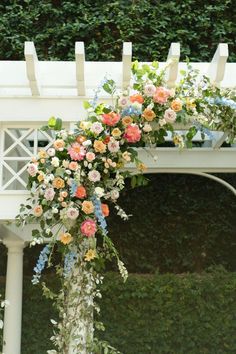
[131,175,136,188]
[83,101,91,109]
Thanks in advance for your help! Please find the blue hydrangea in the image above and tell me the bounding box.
[70,180,78,197]
[206,97,236,110]
[121,105,142,117]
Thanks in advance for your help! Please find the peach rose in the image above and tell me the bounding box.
[38,150,48,159]
[52,177,65,189]
[122,116,133,126]
[82,201,94,214]
[69,161,79,171]
[53,139,65,151]
[33,205,43,217]
[153,87,171,104]
[94,140,106,153]
[112,128,122,138]
[142,108,156,121]
[60,232,73,245]
[171,99,182,112]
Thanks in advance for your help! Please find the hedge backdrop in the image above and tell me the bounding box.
[1,1,236,352]
[0,0,235,62]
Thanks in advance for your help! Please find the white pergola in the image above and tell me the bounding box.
[0,41,236,354]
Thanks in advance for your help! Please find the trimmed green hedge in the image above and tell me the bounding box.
[0,0,235,62]
[1,268,236,354]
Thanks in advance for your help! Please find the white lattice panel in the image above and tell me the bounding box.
[0,124,54,191]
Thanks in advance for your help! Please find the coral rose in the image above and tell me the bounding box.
[81,219,97,237]
[53,177,65,189]
[129,94,144,104]
[82,201,94,214]
[101,203,109,217]
[75,185,87,198]
[93,140,106,153]
[142,108,156,121]
[171,99,182,112]
[102,112,120,126]
[123,124,141,143]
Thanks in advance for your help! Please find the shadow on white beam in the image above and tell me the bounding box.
[24,41,41,96]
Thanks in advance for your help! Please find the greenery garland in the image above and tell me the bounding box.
[16,61,236,353]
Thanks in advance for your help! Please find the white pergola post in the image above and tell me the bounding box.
[2,240,25,354]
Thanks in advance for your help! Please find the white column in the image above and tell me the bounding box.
[2,240,25,354]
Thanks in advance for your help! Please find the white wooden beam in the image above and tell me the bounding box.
[212,131,228,149]
[75,42,85,96]
[122,42,132,89]
[207,43,228,85]
[24,42,41,96]
[166,43,180,88]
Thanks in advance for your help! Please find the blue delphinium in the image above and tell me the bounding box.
[92,196,108,235]
[69,180,78,197]
[32,244,51,284]
[206,97,236,110]
[193,120,214,139]
[63,250,78,277]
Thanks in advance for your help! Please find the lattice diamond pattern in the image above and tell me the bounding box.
[0,126,54,191]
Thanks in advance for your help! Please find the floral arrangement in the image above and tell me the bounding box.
[16,60,236,353]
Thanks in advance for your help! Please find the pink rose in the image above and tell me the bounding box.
[144,84,156,97]
[164,108,176,124]
[86,152,96,162]
[153,87,171,104]
[66,207,79,220]
[69,161,79,171]
[44,188,55,201]
[123,124,141,143]
[108,138,120,153]
[68,142,86,161]
[27,163,38,177]
[81,219,97,237]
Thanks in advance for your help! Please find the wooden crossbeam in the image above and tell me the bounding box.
[24,42,41,96]
[122,42,132,89]
[207,43,228,85]
[75,42,85,96]
[166,42,180,88]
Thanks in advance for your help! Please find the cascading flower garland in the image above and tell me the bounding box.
[16,61,236,353]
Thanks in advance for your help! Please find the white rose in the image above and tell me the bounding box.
[51,157,60,167]
[95,187,105,197]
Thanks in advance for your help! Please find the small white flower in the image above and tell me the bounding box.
[52,208,58,214]
[143,123,152,133]
[82,140,92,147]
[0,319,3,329]
[65,169,72,175]
[51,157,60,167]
[110,189,119,200]
[47,148,55,157]
[95,187,105,197]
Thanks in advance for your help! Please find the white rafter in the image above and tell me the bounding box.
[166,42,180,88]
[122,42,132,89]
[75,41,85,96]
[24,41,41,96]
[207,43,229,85]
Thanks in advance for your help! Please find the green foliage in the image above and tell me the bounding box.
[1,268,236,354]
[99,269,236,354]
[107,173,236,274]
[0,0,235,62]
